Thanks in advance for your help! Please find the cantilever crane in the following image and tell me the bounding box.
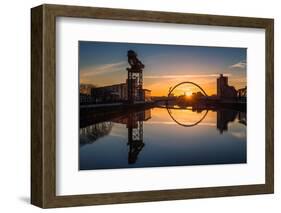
[126,50,145,104]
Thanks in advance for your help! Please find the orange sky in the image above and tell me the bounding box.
[80,71,246,97]
[142,75,246,96]
[79,41,247,97]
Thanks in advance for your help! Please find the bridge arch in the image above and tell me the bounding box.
[166,107,209,127]
[168,81,208,97]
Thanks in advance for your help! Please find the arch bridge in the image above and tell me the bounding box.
[164,81,210,127]
[168,81,208,97]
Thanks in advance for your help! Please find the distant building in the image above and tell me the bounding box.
[91,83,127,103]
[91,81,150,103]
[80,84,94,95]
[141,89,151,102]
[126,79,138,101]
[191,91,205,99]
[217,74,237,99]
[80,93,96,105]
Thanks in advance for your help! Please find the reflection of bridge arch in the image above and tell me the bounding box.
[166,107,209,127]
[168,81,208,97]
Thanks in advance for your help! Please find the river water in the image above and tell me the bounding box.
[79,107,246,170]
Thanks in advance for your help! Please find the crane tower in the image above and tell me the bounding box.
[126,50,145,104]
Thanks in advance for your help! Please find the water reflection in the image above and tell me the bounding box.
[80,122,113,145]
[217,110,246,134]
[79,106,246,170]
[114,110,151,164]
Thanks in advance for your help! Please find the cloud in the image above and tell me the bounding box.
[144,73,231,79]
[229,60,246,70]
[80,61,127,78]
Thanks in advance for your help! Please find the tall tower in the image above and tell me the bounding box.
[217,74,228,98]
[217,74,237,99]
[126,50,145,104]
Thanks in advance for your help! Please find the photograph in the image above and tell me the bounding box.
[79,41,247,170]
[29,3,274,208]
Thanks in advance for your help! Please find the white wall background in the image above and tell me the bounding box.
[0,0,279,212]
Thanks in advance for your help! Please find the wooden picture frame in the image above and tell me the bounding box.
[31,4,274,208]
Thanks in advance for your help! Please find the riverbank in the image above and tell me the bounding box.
[80,101,155,128]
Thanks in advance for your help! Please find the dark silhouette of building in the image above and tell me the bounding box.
[191,91,205,99]
[91,83,128,103]
[80,93,96,105]
[80,84,95,95]
[90,81,151,104]
[217,74,237,99]
[237,86,247,103]
[141,89,152,102]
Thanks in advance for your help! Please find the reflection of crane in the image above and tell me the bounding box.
[112,110,150,164]
[126,111,145,164]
